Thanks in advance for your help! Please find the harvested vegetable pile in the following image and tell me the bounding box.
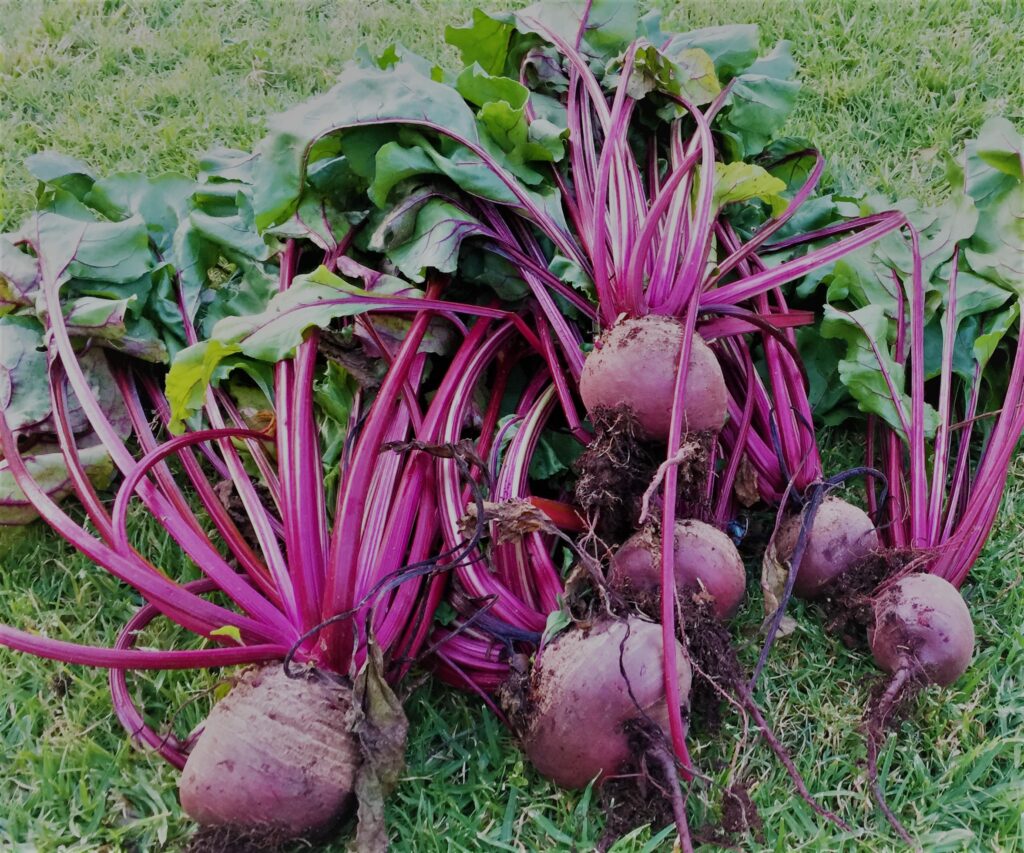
[0,1,1021,849]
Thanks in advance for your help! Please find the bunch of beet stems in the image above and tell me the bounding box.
[799,236,1023,844]
[0,220,551,834]
[864,243,1024,585]
[448,22,909,783]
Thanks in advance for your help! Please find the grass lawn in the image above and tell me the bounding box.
[1,0,1022,850]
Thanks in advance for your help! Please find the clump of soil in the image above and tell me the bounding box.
[575,405,656,541]
[678,595,744,733]
[595,717,679,852]
[186,825,308,853]
[496,652,534,736]
[816,550,915,646]
[609,583,742,733]
[575,406,715,544]
[721,783,763,841]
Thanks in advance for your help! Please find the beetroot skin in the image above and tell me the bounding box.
[869,573,974,686]
[611,520,746,619]
[776,497,878,599]
[522,617,690,789]
[179,665,360,836]
[579,317,727,441]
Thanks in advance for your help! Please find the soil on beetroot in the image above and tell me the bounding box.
[612,585,742,733]
[678,596,744,733]
[186,825,309,853]
[575,405,657,541]
[575,406,714,544]
[496,651,535,737]
[595,717,679,852]
[815,549,916,647]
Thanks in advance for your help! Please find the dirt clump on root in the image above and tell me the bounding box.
[678,595,744,733]
[595,718,678,852]
[496,652,535,737]
[816,550,915,647]
[721,783,763,839]
[575,405,657,542]
[185,825,309,853]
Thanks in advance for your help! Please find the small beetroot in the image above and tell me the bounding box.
[611,520,746,619]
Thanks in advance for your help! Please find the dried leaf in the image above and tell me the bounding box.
[459,498,559,544]
[734,453,761,508]
[347,641,409,853]
[759,537,797,638]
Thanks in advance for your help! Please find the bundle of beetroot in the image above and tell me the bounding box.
[1,0,1021,846]
[779,118,1023,841]
[0,151,556,847]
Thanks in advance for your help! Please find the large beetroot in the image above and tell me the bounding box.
[180,667,360,834]
[521,617,691,790]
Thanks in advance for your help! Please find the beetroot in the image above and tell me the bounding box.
[179,666,360,836]
[776,497,878,599]
[869,573,974,686]
[521,617,690,790]
[611,521,746,619]
[579,317,727,442]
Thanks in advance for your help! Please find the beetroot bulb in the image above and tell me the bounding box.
[861,573,975,844]
[521,617,691,790]
[869,573,974,687]
[610,520,746,619]
[579,316,728,442]
[775,496,879,599]
[179,666,359,834]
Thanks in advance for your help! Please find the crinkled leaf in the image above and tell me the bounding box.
[459,247,530,301]
[973,301,1020,372]
[965,183,1023,294]
[923,314,979,383]
[717,41,800,159]
[381,199,484,282]
[198,147,260,185]
[446,8,515,75]
[663,24,760,80]
[0,236,40,311]
[255,61,483,230]
[795,326,853,424]
[616,43,720,106]
[821,303,937,438]
[0,315,50,433]
[33,211,154,288]
[57,298,168,363]
[0,443,113,526]
[713,161,787,215]
[84,172,196,254]
[165,339,243,433]
[167,267,421,428]
[548,254,595,297]
[493,0,638,62]
[26,152,96,202]
[965,117,1023,206]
